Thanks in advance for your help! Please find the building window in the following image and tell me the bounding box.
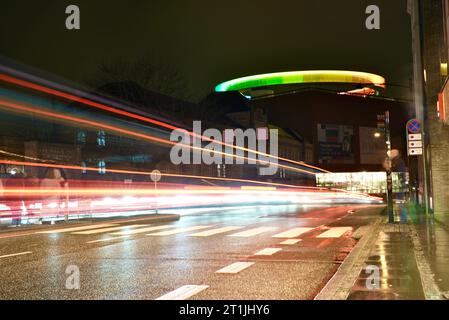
[77,131,86,144]
[98,161,106,174]
[97,131,106,147]
[441,63,448,76]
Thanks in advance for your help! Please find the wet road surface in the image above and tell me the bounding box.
[0,204,383,299]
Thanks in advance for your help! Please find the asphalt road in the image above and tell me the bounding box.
[0,204,383,299]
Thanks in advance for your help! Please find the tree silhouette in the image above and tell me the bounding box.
[87,55,192,102]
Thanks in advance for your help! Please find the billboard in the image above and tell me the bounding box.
[359,126,386,164]
[317,124,354,164]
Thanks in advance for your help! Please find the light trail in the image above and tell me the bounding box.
[0,158,383,201]
[0,184,382,220]
[0,73,329,173]
[0,159,307,189]
[0,98,318,176]
[0,187,357,197]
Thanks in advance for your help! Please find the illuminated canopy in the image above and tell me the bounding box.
[215,70,386,92]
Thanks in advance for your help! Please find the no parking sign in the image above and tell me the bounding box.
[406,119,421,134]
[406,119,423,156]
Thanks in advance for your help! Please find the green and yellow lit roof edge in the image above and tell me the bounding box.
[215,70,386,92]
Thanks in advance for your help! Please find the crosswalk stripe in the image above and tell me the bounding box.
[227,227,277,237]
[254,248,282,256]
[272,227,313,238]
[36,223,117,234]
[147,225,212,236]
[280,239,302,245]
[72,224,149,235]
[86,235,130,243]
[0,251,32,259]
[316,227,352,238]
[216,262,254,274]
[155,285,209,300]
[110,225,174,235]
[189,226,243,237]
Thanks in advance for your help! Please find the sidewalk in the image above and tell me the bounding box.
[316,204,449,300]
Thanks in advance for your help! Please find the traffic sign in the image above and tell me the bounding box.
[406,124,423,156]
[408,133,422,141]
[409,148,423,155]
[406,119,422,134]
[408,140,423,148]
[150,169,161,182]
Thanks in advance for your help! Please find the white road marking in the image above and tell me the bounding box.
[147,225,212,236]
[316,227,352,238]
[86,236,130,244]
[0,251,32,259]
[272,227,313,238]
[155,285,209,300]
[227,226,277,237]
[254,248,282,256]
[216,262,255,274]
[280,239,302,245]
[189,226,243,237]
[72,224,148,235]
[110,225,174,235]
[36,223,117,234]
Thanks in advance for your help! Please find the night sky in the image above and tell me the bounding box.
[0,0,412,102]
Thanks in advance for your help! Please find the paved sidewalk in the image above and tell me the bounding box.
[347,223,425,299]
[348,205,449,300]
[316,204,449,300]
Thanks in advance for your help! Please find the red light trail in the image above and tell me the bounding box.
[0,97,319,176]
[0,73,329,173]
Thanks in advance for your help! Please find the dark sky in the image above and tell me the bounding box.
[0,0,413,102]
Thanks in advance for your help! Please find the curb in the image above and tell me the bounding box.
[314,217,383,300]
[409,224,444,300]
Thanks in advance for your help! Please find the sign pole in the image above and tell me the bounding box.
[406,118,428,213]
[150,170,161,215]
[385,111,394,223]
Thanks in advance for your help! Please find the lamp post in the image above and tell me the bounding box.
[378,111,394,223]
[385,111,394,223]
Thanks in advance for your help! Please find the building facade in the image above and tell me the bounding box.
[419,0,449,212]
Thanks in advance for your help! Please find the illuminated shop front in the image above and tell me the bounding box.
[316,171,408,195]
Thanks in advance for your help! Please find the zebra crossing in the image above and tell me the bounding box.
[31,220,356,301]
[227,226,278,237]
[35,222,353,242]
[189,226,243,237]
[271,227,314,238]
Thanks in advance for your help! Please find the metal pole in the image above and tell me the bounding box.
[385,111,394,223]
[409,0,430,214]
[154,180,158,215]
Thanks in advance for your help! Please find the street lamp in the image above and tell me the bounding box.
[377,111,394,223]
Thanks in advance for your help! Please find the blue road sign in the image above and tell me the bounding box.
[406,119,421,134]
